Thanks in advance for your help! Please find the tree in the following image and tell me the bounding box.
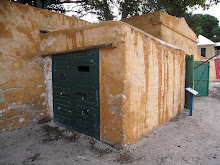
[78,0,220,20]
[73,0,143,21]
[15,0,220,21]
[186,14,220,42]
[153,0,220,17]
[76,0,114,21]
[211,26,220,42]
[185,14,204,36]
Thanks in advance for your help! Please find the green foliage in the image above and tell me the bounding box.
[78,0,143,20]
[211,26,220,42]
[120,0,142,19]
[79,0,220,20]
[155,0,219,17]
[185,14,204,36]
[82,0,114,21]
[186,14,220,42]
[16,0,220,23]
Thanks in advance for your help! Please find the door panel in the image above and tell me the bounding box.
[194,61,209,96]
[52,49,100,140]
[185,55,194,109]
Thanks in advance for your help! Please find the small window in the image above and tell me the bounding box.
[201,48,206,57]
[78,66,89,72]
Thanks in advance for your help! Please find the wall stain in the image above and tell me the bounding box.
[0,22,13,39]
[143,36,150,130]
[157,43,162,126]
[16,25,35,42]
[172,50,176,114]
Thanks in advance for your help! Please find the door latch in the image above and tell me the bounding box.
[59,91,69,96]
[73,92,88,101]
[82,108,89,115]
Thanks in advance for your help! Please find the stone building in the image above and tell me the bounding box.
[1,1,189,146]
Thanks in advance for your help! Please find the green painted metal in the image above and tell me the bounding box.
[52,49,100,140]
[185,55,194,109]
[194,61,209,96]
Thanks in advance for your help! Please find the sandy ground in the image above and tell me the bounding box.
[0,82,220,165]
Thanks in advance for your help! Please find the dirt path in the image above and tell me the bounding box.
[0,82,220,165]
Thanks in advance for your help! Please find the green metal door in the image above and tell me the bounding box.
[185,55,194,109]
[52,49,100,140]
[194,61,209,96]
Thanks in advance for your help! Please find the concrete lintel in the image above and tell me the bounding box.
[41,43,116,56]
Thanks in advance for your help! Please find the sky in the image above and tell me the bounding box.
[192,3,220,24]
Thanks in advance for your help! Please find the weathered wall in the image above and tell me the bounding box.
[0,1,90,131]
[121,25,185,144]
[197,45,215,59]
[40,21,185,145]
[121,11,197,56]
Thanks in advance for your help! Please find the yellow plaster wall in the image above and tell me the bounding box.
[99,44,126,146]
[39,21,124,54]
[121,11,198,56]
[121,12,162,39]
[121,25,185,144]
[0,1,90,131]
[160,26,197,55]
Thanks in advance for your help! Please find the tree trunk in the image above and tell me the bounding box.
[103,0,114,20]
[36,0,42,8]
[121,1,129,19]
